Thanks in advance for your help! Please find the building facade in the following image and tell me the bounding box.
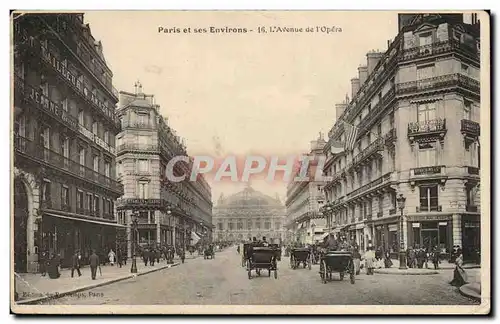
[115,87,213,257]
[213,185,285,243]
[285,134,328,245]
[322,13,480,260]
[13,13,124,272]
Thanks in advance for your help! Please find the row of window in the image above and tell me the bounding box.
[329,184,478,225]
[217,221,282,231]
[41,180,114,216]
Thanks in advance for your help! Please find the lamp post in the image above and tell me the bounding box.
[397,193,407,270]
[130,214,138,273]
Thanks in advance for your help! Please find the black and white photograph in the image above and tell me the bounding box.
[10,10,489,314]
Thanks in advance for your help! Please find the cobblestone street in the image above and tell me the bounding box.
[44,249,479,305]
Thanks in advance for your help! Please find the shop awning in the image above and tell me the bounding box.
[191,232,201,245]
[45,212,127,228]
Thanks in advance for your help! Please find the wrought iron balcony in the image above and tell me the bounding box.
[376,212,383,218]
[408,118,446,138]
[400,39,479,62]
[389,208,397,215]
[14,135,123,194]
[461,119,480,137]
[122,121,155,130]
[116,198,170,209]
[19,33,120,128]
[396,74,480,96]
[467,166,480,175]
[117,143,159,154]
[416,205,442,212]
[351,137,384,168]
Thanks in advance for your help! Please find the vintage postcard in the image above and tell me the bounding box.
[10,10,490,315]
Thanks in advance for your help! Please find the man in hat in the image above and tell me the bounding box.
[71,250,82,278]
[89,250,100,280]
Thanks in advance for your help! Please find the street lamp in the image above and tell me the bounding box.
[397,193,407,270]
[130,214,139,273]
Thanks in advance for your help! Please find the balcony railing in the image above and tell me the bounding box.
[467,166,480,175]
[461,119,480,137]
[408,118,446,137]
[396,74,480,96]
[15,75,116,155]
[400,39,479,62]
[20,33,120,128]
[122,121,155,129]
[376,212,383,218]
[389,208,397,215]
[116,198,170,209]
[416,205,442,212]
[117,143,159,154]
[384,128,397,145]
[14,135,123,194]
[411,165,444,177]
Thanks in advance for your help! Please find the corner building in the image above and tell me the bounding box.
[323,14,480,260]
[115,88,213,257]
[13,14,124,272]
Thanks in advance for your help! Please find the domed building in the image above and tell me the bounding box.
[213,184,286,243]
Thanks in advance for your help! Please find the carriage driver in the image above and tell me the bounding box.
[261,236,269,247]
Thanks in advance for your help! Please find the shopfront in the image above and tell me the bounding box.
[42,213,125,268]
[462,214,480,262]
[406,214,452,256]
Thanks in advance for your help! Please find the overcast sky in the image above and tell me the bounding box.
[84,11,398,203]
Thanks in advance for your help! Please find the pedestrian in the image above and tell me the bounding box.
[352,246,361,275]
[156,248,161,264]
[39,249,48,276]
[180,248,185,264]
[47,253,61,279]
[432,246,440,270]
[89,250,100,280]
[363,246,376,275]
[450,251,468,286]
[143,248,149,266]
[108,249,116,266]
[384,250,393,268]
[71,250,82,278]
[117,249,123,268]
[149,248,156,266]
[237,245,240,254]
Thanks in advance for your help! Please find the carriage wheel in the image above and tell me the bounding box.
[321,260,328,284]
[274,270,278,279]
[340,272,344,280]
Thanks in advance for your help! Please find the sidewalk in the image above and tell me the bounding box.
[374,259,480,275]
[14,255,198,305]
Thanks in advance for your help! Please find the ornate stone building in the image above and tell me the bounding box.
[115,86,213,257]
[213,185,285,243]
[285,134,328,245]
[322,13,480,259]
[13,13,124,272]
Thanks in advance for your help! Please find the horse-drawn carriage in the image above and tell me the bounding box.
[318,250,355,284]
[245,246,278,279]
[204,244,215,259]
[290,247,312,270]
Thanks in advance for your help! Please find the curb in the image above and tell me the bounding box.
[459,283,481,302]
[374,269,439,275]
[16,262,180,305]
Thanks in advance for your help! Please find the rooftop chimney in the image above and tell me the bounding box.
[366,51,384,75]
[358,66,368,86]
[335,102,348,120]
[350,78,360,98]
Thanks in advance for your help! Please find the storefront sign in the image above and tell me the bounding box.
[406,215,451,222]
[388,224,398,231]
[355,223,364,230]
[376,226,383,230]
[465,222,480,228]
[412,223,420,228]
[438,222,448,226]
